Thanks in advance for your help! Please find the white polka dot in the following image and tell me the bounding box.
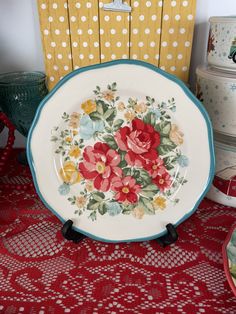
[155,54,160,60]
[73,42,78,47]
[150,41,155,47]
[48,16,53,22]
[167,54,172,59]
[160,66,165,70]
[77,29,82,35]
[171,1,176,6]
[164,15,169,21]
[79,54,84,60]
[139,15,145,21]
[74,66,79,70]
[116,42,122,47]
[64,65,69,70]
[110,28,116,34]
[132,54,138,59]
[133,28,138,34]
[105,42,110,47]
[144,54,149,60]
[158,1,163,7]
[175,14,181,21]
[94,42,99,47]
[64,3,68,8]
[60,76,63,80]
[111,54,116,60]
[127,42,132,47]
[162,41,167,47]
[19,307,24,312]
[93,16,98,22]
[138,42,144,47]
[182,66,188,71]
[75,2,81,8]
[122,28,128,34]
[51,41,56,47]
[127,15,132,21]
[83,42,88,47]
[57,54,62,59]
[52,3,57,9]
[55,29,60,35]
[41,3,46,9]
[116,15,122,21]
[185,41,191,47]
[122,54,128,59]
[71,16,76,22]
[188,14,193,20]
[86,2,92,8]
[81,16,86,22]
[152,15,157,21]
[59,16,64,22]
[47,54,52,59]
[156,28,161,34]
[100,29,104,35]
[104,15,110,22]
[170,66,176,71]
[180,28,186,34]
[53,65,59,71]
[99,2,103,8]
[134,1,139,7]
[101,54,105,60]
[182,1,188,6]
[145,28,150,34]
[173,41,178,47]
[43,29,49,35]
[146,1,151,7]
[169,28,174,34]
[88,29,93,35]
[68,54,72,59]
[178,54,183,60]
[66,29,70,35]
[50,76,55,82]
[89,54,94,60]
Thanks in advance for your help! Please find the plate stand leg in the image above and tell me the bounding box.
[155,223,178,248]
[61,220,86,243]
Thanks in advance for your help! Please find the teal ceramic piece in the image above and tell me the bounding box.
[0,71,48,137]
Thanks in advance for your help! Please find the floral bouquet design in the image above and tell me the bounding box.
[51,82,188,221]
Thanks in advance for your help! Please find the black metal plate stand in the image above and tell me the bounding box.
[62,220,178,247]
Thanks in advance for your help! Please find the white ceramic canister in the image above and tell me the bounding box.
[196,66,236,137]
[208,16,236,71]
[207,133,236,207]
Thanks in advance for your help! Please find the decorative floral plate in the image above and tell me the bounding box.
[223,224,236,296]
[27,60,215,242]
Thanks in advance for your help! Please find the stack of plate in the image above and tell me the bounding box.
[196,16,236,207]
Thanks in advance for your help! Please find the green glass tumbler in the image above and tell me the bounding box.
[0,71,48,137]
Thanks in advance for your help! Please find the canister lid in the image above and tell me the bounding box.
[209,16,236,23]
[214,132,236,151]
[196,65,236,82]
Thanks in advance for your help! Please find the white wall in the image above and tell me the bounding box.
[0,0,235,147]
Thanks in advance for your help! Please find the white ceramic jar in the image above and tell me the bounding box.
[208,16,236,71]
[207,133,236,207]
[196,66,236,137]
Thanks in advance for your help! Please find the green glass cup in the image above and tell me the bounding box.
[0,71,48,164]
[0,71,48,137]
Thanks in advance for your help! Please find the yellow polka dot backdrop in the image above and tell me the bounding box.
[38,0,73,90]
[38,0,196,89]
[130,0,163,65]
[159,0,197,82]
[68,0,100,68]
[99,0,131,62]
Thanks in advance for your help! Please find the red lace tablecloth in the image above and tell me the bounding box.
[0,150,236,314]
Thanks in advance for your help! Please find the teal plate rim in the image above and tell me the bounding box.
[26,59,215,243]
